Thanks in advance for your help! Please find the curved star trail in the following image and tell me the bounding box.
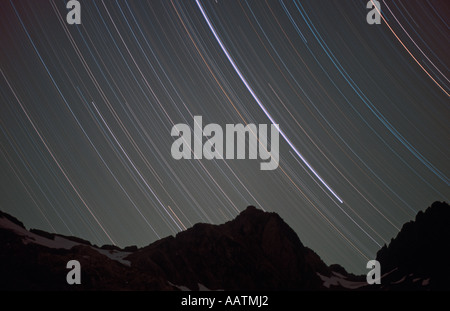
[0,0,448,273]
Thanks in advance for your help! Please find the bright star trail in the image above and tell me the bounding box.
[196,0,344,204]
[0,0,448,274]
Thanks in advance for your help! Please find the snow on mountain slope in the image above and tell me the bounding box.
[94,248,131,266]
[317,272,367,289]
[0,213,131,266]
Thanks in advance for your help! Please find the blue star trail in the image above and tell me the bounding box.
[0,0,448,274]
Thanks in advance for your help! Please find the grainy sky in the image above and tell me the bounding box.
[0,0,448,274]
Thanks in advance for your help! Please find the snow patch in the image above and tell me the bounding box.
[198,283,223,291]
[0,216,79,249]
[168,282,223,291]
[317,273,367,289]
[169,282,191,291]
[94,249,131,267]
[0,215,131,266]
[332,271,347,279]
[390,276,406,284]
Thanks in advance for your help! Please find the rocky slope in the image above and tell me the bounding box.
[1,202,448,290]
[375,201,450,290]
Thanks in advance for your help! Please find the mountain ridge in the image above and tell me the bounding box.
[0,201,448,290]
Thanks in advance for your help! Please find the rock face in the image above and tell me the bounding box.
[0,210,172,290]
[127,206,331,290]
[0,202,449,290]
[375,201,450,290]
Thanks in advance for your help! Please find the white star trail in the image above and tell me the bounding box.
[1,0,448,274]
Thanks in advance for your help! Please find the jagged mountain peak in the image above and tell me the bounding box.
[376,201,450,290]
[1,202,448,290]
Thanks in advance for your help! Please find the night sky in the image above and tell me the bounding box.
[0,0,448,274]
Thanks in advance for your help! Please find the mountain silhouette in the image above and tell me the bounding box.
[126,206,334,290]
[0,202,448,290]
[375,201,450,290]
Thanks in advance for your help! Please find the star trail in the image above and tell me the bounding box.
[0,0,448,274]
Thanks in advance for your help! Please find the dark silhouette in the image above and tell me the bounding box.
[0,202,448,290]
[375,201,450,290]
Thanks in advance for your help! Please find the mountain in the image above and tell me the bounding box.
[126,206,335,290]
[0,210,172,290]
[375,201,450,290]
[0,202,448,290]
